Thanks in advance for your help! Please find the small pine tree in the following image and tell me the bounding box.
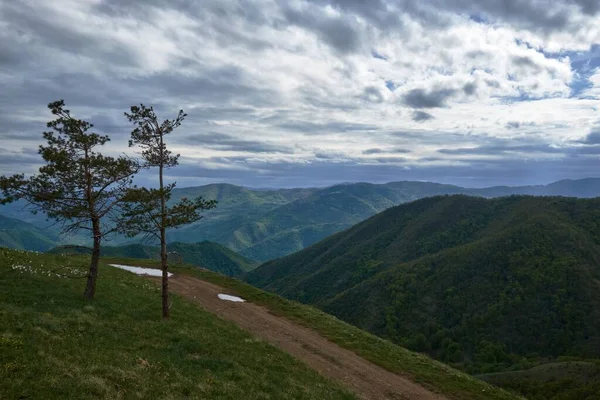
[0,100,139,299]
[119,104,216,319]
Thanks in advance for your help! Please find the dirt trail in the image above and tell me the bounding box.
[153,274,446,400]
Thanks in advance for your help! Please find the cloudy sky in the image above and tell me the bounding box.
[1,0,599,188]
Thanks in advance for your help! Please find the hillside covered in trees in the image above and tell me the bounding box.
[3,178,600,262]
[0,214,58,252]
[246,195,600,379]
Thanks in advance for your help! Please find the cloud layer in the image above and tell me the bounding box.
[0,0,599,188]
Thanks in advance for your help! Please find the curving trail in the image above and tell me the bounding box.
[154,273,447,400]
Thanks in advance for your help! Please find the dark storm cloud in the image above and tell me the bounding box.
[180,132,295,154]
[402,88,457,108]
[412,110,435,122]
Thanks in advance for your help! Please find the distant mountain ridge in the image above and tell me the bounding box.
[2,177,599,261]
[0,214,58,251]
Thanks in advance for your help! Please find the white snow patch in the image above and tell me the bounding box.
[108,264,173,277]
[218,294,245,302]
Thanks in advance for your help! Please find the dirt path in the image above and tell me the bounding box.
[153,274,446,400]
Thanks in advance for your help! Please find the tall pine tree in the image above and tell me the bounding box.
[0,100,139,299]
[119,104,216,319]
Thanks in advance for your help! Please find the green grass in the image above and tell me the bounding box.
[101,256,521,400]
[0,248,355,399]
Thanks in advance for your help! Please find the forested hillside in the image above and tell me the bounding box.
[147,178,600,261]
[246,196,600,378]
[3,178,599,261]
[0,214,58,251]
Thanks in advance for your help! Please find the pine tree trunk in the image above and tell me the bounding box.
[160,227,169,319]
[159,135,169,319]
[84,218,101,300]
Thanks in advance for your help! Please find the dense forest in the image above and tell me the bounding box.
[246,195,600,391]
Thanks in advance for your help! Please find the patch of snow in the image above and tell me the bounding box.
[108,264,173,277]
[218,294,245,302]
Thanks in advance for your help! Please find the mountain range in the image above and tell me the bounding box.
[245,195,600,376]
[0,214,58,251]
[1,178,599,261]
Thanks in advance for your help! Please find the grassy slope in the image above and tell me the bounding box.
[91,257,520,400]
[0,248,354,400]
[49,241,258,276]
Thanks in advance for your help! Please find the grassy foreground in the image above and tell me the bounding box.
[0,249,354,399]
[104,256,520,400]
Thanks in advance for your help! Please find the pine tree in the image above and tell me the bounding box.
[0,100,139,299]
[120,104,216,319]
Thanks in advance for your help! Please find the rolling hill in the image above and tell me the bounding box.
[48,240,257,276]
[245,195,600,379]
[0,248,355,400]
[0,214,58,251]
[170,178,600,261]
[0,248,519,400]
[3,178,599,261]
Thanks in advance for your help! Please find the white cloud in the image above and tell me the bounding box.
[0,0,598,187]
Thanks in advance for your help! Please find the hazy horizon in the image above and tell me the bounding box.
[164,176,600,191]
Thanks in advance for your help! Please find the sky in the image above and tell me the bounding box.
[0,0,599,189]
